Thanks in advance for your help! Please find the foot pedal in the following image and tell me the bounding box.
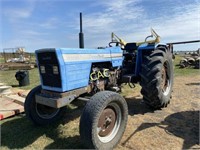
[122,74,135,83]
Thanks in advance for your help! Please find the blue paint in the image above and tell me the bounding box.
[60,46,121,54]
[35,43,167,92]
[36,47,123,92]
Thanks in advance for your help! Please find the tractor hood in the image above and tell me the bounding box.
[35,47,123,92]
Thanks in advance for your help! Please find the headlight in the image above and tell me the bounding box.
[53,66,59,74]
[40,65,45,74]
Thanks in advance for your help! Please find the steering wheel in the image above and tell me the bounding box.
[145,35,153,42]
[109,42,120,47]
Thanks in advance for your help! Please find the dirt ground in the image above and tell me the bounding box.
[117,75,200,150]
[1,75,199,150]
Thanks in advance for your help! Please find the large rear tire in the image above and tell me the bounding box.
[140,46,174,109]
[79,91,128,150]
[24,86,65,125]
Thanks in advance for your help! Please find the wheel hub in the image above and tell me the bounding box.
[161,62,171,96]
[161,67,167,91]
[98,107,116,137]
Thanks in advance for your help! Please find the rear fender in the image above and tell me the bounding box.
[135,43,168,76]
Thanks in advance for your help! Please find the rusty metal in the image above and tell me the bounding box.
[77,97,90,101]
[41,86,88,98]
[167,40,200,45]
[161,67,167,92]
[35,94,75,108]
[98,107,116,137]
[87,83,94,93]
[37,86,89,108]
[161,62,170,94]
[97,80,105,91]
[167,40,200,57]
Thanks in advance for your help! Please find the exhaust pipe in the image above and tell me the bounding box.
[79,12,84,48]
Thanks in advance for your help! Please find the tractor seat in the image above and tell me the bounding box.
[124,43,138,51]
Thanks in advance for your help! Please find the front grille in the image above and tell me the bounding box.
[37,51,61,88]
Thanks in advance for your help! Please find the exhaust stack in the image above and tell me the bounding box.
[79,12,84,48]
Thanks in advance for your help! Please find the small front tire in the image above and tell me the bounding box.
[24,86,65,125]
[79,91,128,150]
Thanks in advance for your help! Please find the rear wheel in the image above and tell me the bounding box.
[79,91,128,150]
[140,46,174,109]
[24,86,65,125]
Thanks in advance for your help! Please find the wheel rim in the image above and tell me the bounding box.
[161,61,171,96]
[97,102,122,143]
[36,103,60,119]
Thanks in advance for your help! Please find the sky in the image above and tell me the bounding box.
[0,0,200,52]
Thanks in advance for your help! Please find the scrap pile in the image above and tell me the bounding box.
[1,47,36,70]
[179,52,200,69]
[0,83,28,120]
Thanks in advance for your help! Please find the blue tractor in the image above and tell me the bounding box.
[25,13,174,149]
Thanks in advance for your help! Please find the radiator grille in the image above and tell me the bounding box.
[37,51,61,88]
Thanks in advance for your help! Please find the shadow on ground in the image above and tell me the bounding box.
[11,85,20,87]
[1,96,152,149]
[122,110,199,149]
[185,82,200,86]
[125,97,154,115]
[1,104,87,149]
[2,96,198,149]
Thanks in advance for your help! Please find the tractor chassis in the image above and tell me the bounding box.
[35,87,88,108]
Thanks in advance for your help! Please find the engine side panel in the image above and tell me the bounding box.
[36,47,123,92]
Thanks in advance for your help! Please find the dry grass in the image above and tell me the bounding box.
[0,104,86,149]
[1,75,199,149]
[118,75,200,150]
[0,54,200,149]
[0,68,40,90]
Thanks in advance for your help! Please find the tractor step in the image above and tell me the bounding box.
[122,74,138,83]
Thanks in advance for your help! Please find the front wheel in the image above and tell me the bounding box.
[24,86,65,125]
[79,91,128,150]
